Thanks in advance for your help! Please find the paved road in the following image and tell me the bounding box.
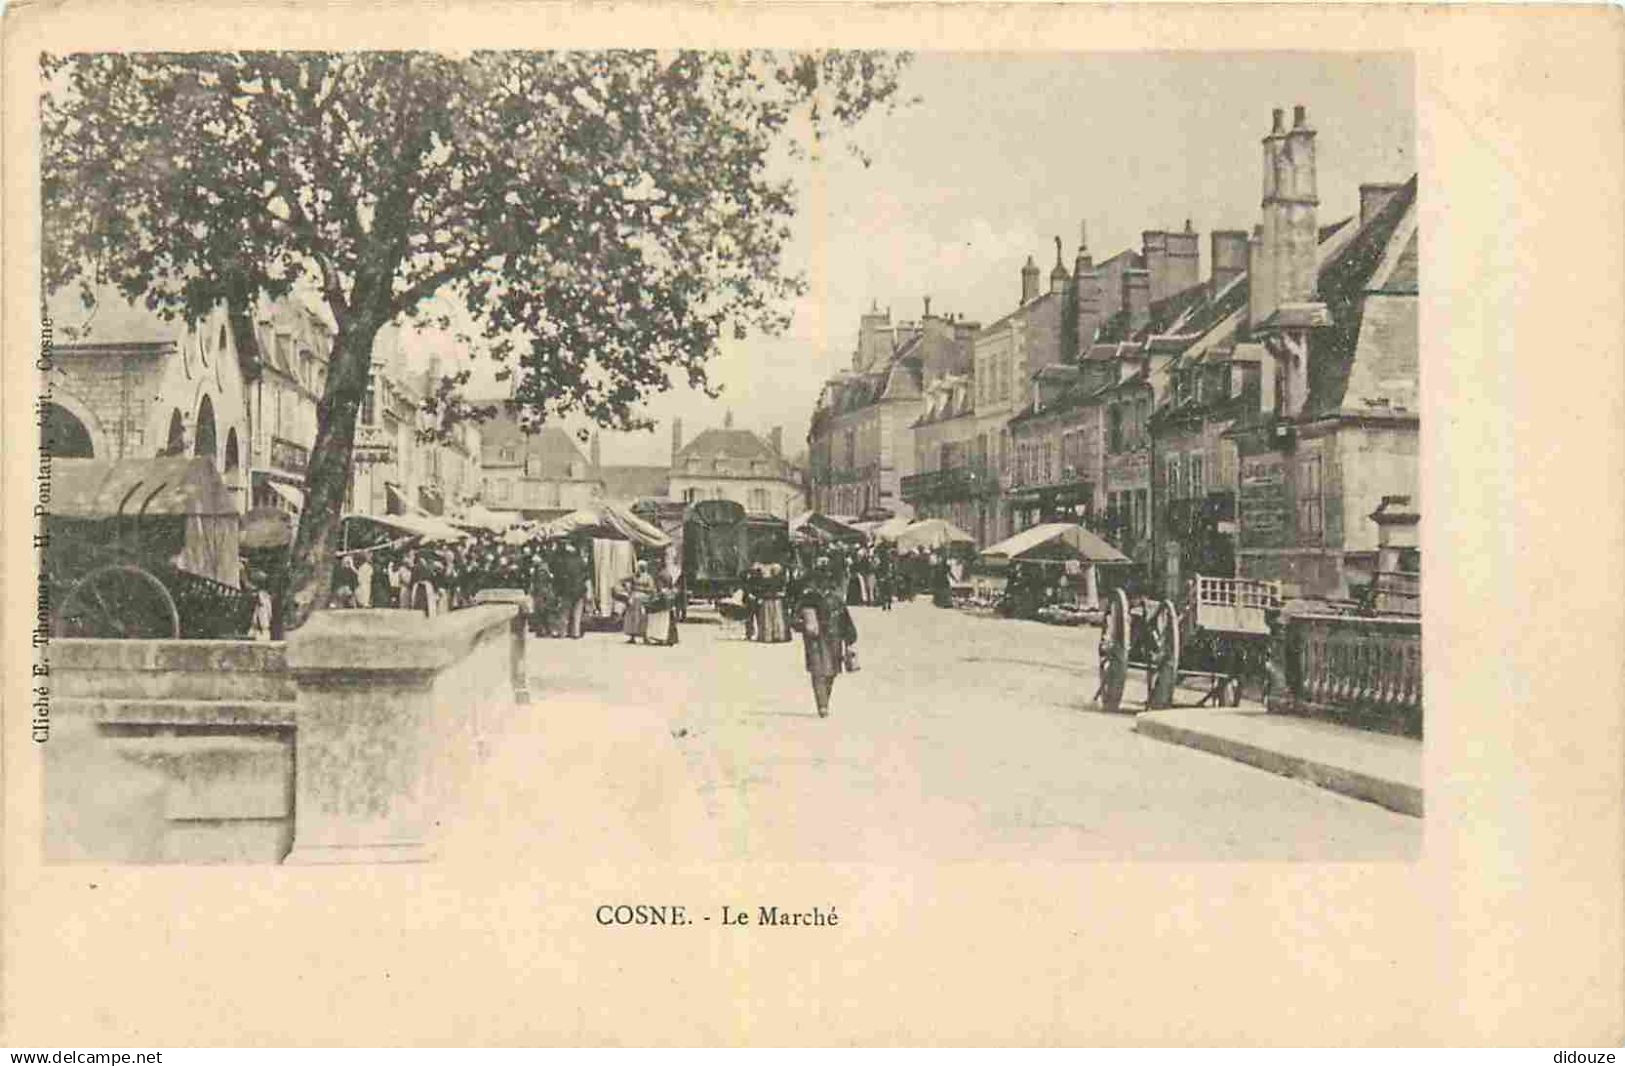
[469,597,1419,865]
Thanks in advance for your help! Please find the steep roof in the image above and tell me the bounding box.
[1302,175,1419,420]
[48,285,182,348]
[677,427,779,463]
[480,420,593,479]
[598,464,671,502]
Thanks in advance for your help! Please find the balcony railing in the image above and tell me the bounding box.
[900,465,998,502]
[269,436,309,475]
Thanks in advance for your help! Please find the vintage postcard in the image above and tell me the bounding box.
[3,0,1621,1048]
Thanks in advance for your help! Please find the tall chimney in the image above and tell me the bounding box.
[590,430,602,471]
[1359,182,1405,228]
[671,417,683,461]
[1211,229,1249,294]
[724,410,734,430]
[1247,224,1270,330]
[1020,255,1040,305]
[1123,269,1151,332]
[923,295,933,319]
[1049,237,1069,296]
[770,426,783,456]
[1142,230,1170,304]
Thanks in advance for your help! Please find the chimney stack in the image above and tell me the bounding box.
[770,426,783,456]
[1049,237,1070,296]
[590,430,602,471]
[724,410,734,430]
[1123,269,1151,332]
[1252,104,1319,329]
[1211,229,1250,294]
[1359,182,1405,228]
[1020,255,1041,305]
[671,418,683,461]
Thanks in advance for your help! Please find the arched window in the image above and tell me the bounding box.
[194,395,218,464]
[218,324,229,355]
[41,402,94,458]
[224,427,241,474]
[165,409,186,457]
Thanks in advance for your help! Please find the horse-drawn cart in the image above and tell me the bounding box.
[1096,573,1284,713]
[48,457,252,640]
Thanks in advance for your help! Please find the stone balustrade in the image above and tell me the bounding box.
[1271,612,1422,737]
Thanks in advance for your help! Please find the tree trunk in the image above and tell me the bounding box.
[283,315,380,631]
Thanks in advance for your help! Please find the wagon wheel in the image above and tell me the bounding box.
[1097,587,1130,713]
[54,564,180,640]
[1146,599,1182,710]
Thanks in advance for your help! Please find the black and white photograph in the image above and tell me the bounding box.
[4,1,1622,1049]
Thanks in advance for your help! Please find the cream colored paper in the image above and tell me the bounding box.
[4,1,1622,1046]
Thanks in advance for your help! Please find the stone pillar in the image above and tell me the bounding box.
[473,588,533,706]
[283,604,520,864]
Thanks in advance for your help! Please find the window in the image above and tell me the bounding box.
[1167,455,1181,500]
[683,488,699,504]
[749,488,769,512]
[1108,407,1123,453]
[1297,456,1323,537]
[1137,490,1149,536]
[362,389,376,426]
[1190,454,1205,498]
[496,479,512,502]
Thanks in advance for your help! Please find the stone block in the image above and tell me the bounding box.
[283,604,519,865]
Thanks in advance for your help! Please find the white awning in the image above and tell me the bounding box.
[267,481,305,514]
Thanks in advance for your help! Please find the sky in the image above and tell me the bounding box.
[407,51,1414,467]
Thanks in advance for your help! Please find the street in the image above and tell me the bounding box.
[463,598,1420,865]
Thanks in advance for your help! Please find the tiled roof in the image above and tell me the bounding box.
[480,419,593,478]
[598,464,671,502]
[677,427,779,463]
[1302,174,1418,420]
[47,285,182,347]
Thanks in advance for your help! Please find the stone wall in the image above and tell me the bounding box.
[50,640,297,863]
[45,600,526,865]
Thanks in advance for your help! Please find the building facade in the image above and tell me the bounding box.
[1224,107,1420,601]
[810,304,975,520]
[669,415,805,517]
[476,408,602,519]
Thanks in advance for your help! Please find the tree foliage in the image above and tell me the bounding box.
[42,49,909,622]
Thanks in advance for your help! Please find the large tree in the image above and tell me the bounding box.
[42,49,907,624]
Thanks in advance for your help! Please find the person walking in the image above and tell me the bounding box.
[795,558,857,718]
[875,546,895,611]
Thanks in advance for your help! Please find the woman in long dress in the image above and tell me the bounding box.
[754,561,791,643]
[644,564,677,647]
[620,561,654,644]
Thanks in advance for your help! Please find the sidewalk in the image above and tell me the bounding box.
[1134,706,1422,817]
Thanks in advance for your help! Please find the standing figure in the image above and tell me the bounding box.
[331,555,359,608]
[619,561,654,644]
[741,561,762,641]
[931,550,954,608]
[795,558,857,718]
[369,550,393,609]
[528,555,554,637]
[754,561,791,643]
[646,560,679,647]
[875,547,895,611]
[554,541,589,638]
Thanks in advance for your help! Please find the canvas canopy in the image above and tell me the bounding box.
[868,515,915,542]
[49,457,241,587]
[894,518,976,551]
[450,503,517,533]
[788,511,869,544]
[543,502,672,548]
[343,511,469,548]
[978,522,1130,568]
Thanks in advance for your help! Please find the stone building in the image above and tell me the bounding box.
[476,408,602,520]
[44,284,480,522]
[1223,106,1419,601]
[809,302,975,520]
[44,286,252,515]
[669,414,805,517]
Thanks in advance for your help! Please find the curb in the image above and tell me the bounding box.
[1133,714,1423,818]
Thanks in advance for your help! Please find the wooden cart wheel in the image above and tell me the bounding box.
[1147,599,1182,710]
[54,564,181,639]
[1097,587,1130,713]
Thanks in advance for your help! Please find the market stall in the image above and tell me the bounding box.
[977,522,1131,621]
